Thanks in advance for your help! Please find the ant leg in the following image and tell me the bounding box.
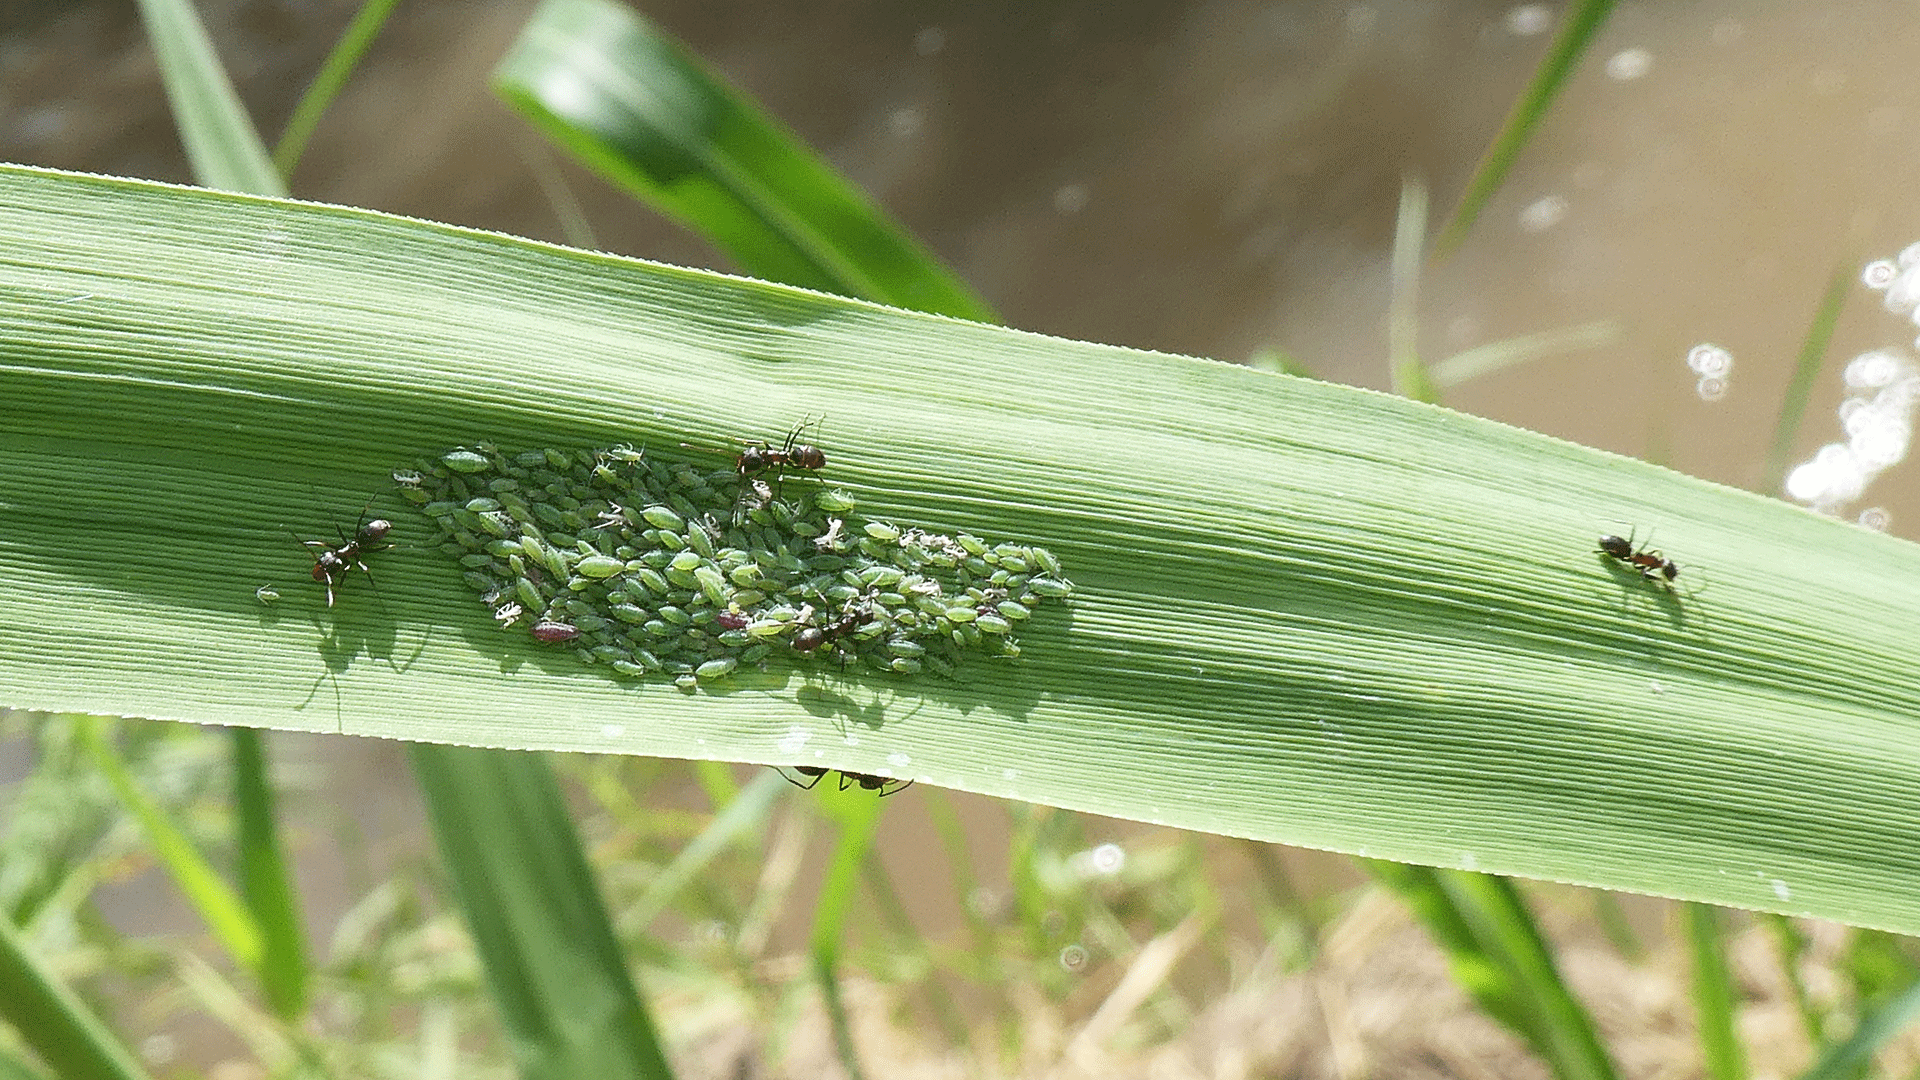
[775,766,824,790]
[878,779,914,797]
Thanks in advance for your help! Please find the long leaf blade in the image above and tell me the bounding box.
[131,0,284,196]
[5,166,1920,935]
[491,0,993,321]
[0,912,153,1080]
[409,745,674,1080]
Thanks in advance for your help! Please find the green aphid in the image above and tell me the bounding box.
[746,620,788,638]
[814,488,858,513]
[399,487,432,505]
[639,504,683,531]
[1027,577,1073,598]
[957,534,987,556]
[531,501,567,528]
[975,614,1013,635]
[575,555,625,579]
[860,565,905,588]
[727,563,764,588]
[508,553,527,577]
[666,492,703,521]
[633,649,662,670]
[423,500,461,518]
[696,657,737,681]
[684,523,717,559]
[693,566,730,606]
[443,449,491,474]
[873,591,908,608]
[499,492,534,521]
[675,674,699,692]
[458,553,493,568]
[476,512,513,539]
[610,660,647,677]
[590,644,627,664]
[515,578,543,609]
[943,606,978,624]
[489,477,520,493]
[635,567,670,596]
[733,588,768,607]
[643,619,671,637]
[461,571,497,593]
[544,448,572,469]
[667,550,702,572]
[658,605,691,625]
[612,603,650,625]
[560,598,596,616]
[996,600,1031,620]
[717,630,751,647]
[742,643,773,663]
[656,529,688,552]
[889,657,924,675]
[887,639,926,658]
[664,566,700,590]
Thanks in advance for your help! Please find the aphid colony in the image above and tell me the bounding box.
[395,438,1071,687]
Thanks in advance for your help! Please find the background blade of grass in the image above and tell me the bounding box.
[625,770,786,932]
[229,728,309,1019]
[272,0,406,178]
[1434,0,1618,256]
[0,912,153,1080]
[808,787,887,1080]
[1763,262,1854,495]
[1685,902,1747,1080]
[1367,861,1619,1080]
[6,167,1920,935]
[491,0,994,322]
[130,0,284,196]
[75,717,265,970]
[409,745,674,1080]
[1797,977,1920,1080]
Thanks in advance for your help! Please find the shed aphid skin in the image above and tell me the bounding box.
[778,765,914,796]
[1596,529,1680,587]
[296,504,394,607]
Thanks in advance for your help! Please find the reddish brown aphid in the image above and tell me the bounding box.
[530,619,580,642]
[715,611,750,631]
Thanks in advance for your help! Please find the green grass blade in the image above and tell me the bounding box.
[130,0,284,196]
[272,0,406,178]
[1796,977,1920,1080]
[491,0,993,321]
[75,717,265,969]
[408,744,673,1080]
[1388,175,1438,402]
[1431,321,1623,389]
[0,1046,54,1080]
[1434,0,1618,256]
[1685,902,1747,1080]
[0,912,152,1080]
[626,769,785,931]
[229,727,310,1018]
[8,165,1920,935]
[1763,262,1854,495]
[807,786,886,1080]
[1761,913,1823,1047]
[1369,862,1619,1080]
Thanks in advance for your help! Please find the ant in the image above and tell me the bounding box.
[779,765,914,796]
[295,505,392,607]
[792,603,870,664]
[737,417,827,480]
[1596,530,1679,588]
